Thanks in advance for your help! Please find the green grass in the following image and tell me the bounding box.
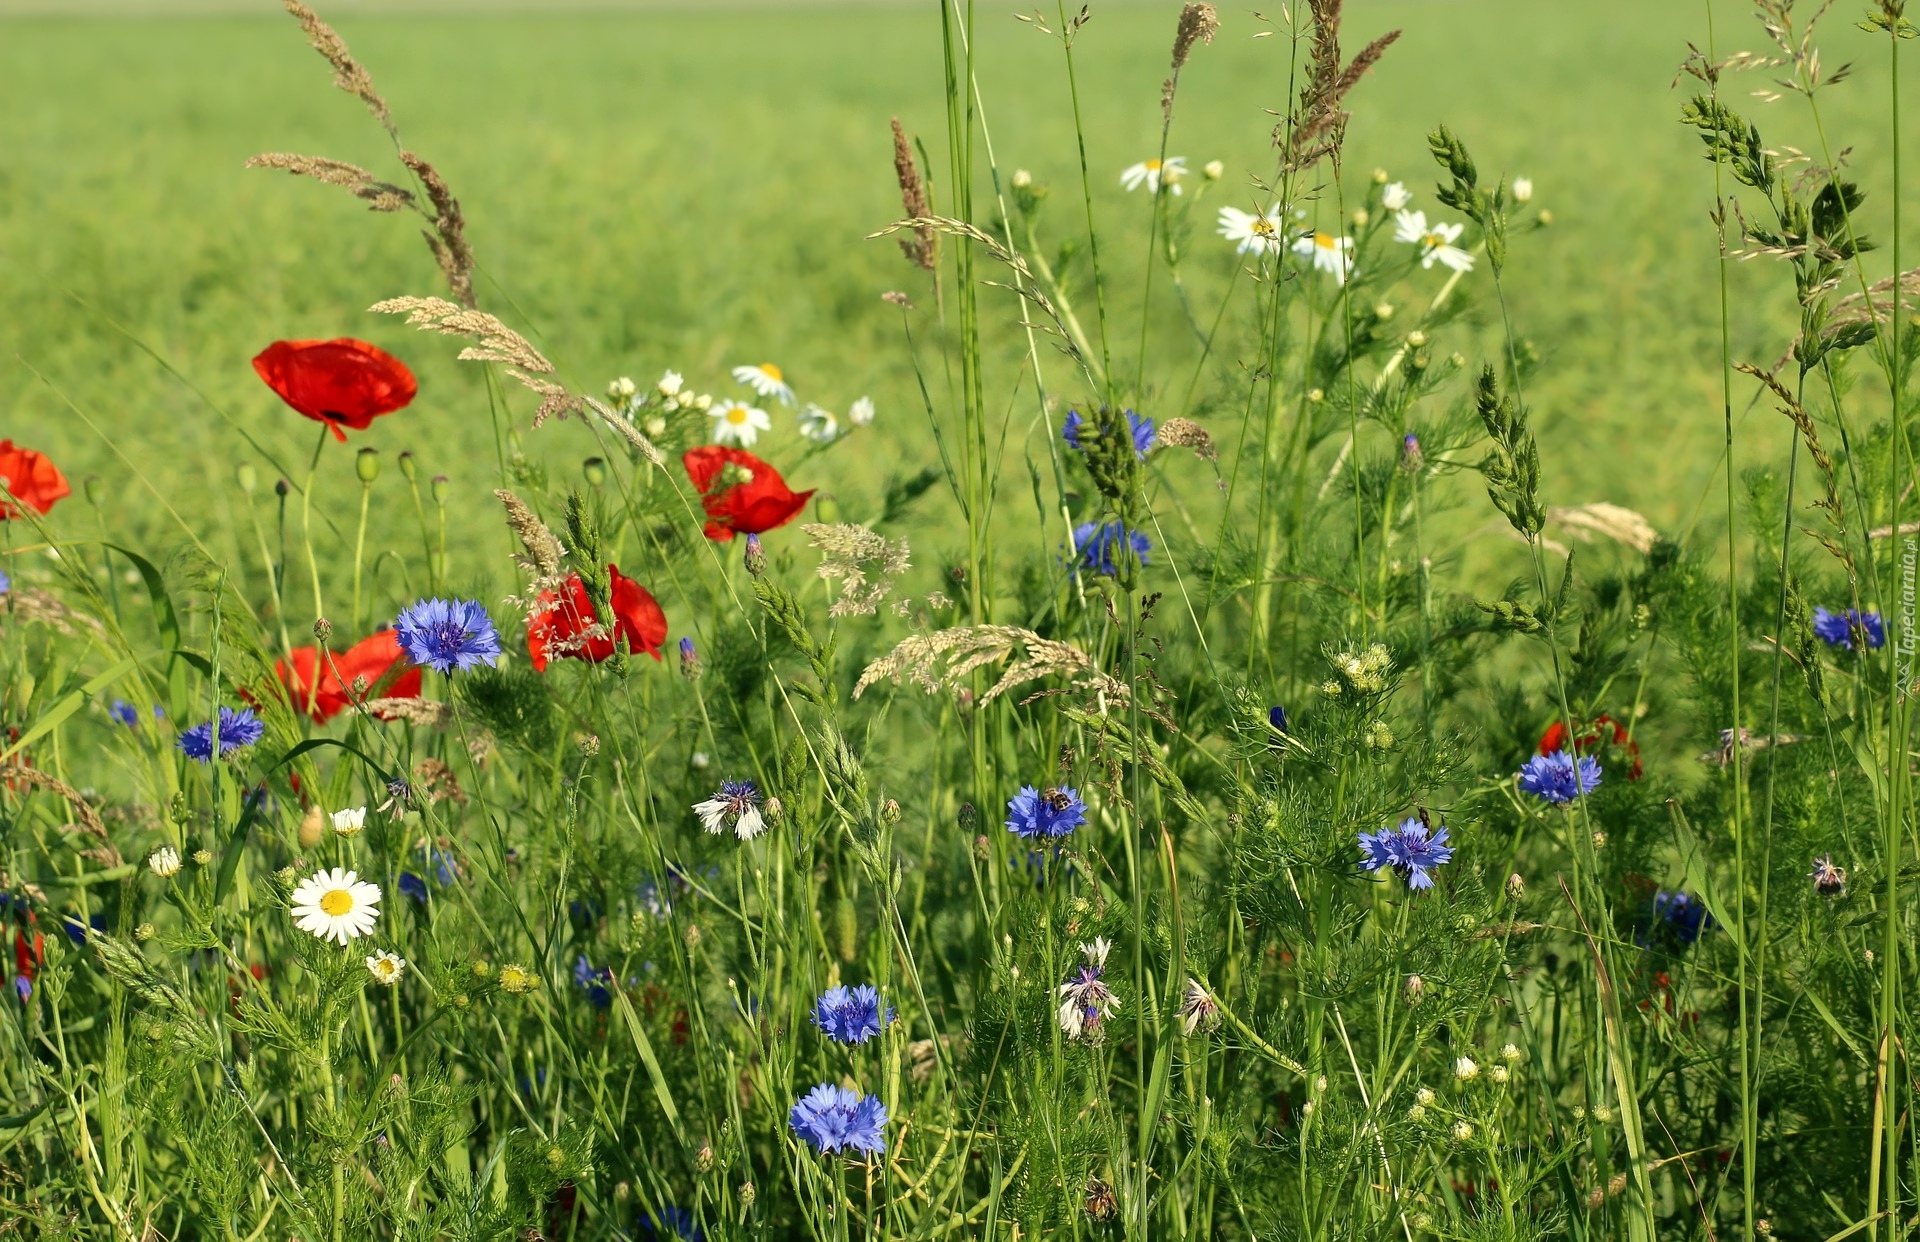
[0,0,1914,599]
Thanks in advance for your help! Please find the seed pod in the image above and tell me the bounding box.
[355,446,380,483]
[298,805,325,849]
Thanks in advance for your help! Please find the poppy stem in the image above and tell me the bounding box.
[352,479,371,633]
[301,426,328,633]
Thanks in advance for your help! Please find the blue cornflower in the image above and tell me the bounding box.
[1072,521,1151,578]
[1357,817,1456,890]
[573,954,614,1009]
[1006,784,1088,840]
[0,569,10,595]
[12,976,28,1003]
[1063,408,1155,459]
[810,984,895,1045]
[1401,432,1424,472]
[640,1206,703,1241]
[1813,606,1886,650]
[394,597,502,674]
[109,700,140,728]
[1516,750,1602,805]
[1268,705,1289,734]
[397,872,429,903]
[1650,890,1712,946]
[788,1083,888,1155]
[177,706,265,763]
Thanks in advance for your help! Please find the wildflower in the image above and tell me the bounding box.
[498,963,539,993]
[1120,156,1186,195]
[731,363,795,407]
[691,751,710,769]
[135,922,155,941]
[639,1206,703,1241]
[1401,432,1424,472]
[1451,1121,1474,1142]
[789,1083,887,1154]
[1500,1043,1521,1062]
[1357,817,1455,890]
[573,954,615,1008]
[848,396,875,427]
[1489,1064,1510,1083]
[365,950,406,985]
[191,849,211,866]
[393,598,501,675]
[810,984,895,1044]
[1381,181,1411,210]
[0,569,8,594]
[12,976,28,1003]
[683,446,815,542]
[108,700,142,728]
[1268,705,1289,734]
[744,532,769,576]
[276,630,423,722]
[526,567,669,670]
[1217,205,1286,255]
[1591,1104,1615,1123]
[694,780,767,840]
[1516,750,1601,804]
[1332,644,1393,692]
[1059,938,1118,1040]
[1811,854,1847,896]
[252,339,416,442]
[1454,1056,1479,1081]
[1202,158,1224,180]
[1539,713,1642,781]
[1415,1088,1435,1106]
[708,399,771,447]
[1179,978,1220,1034]
[1292,231,1354,284]
[332,807,367,836]
[1084,1176,1119,1221]
[1064,408,1155,459]
[1407,1104,1426,1121]
[1813,605,1886,649]
[1393,210,1475,272]
[0,440,70,519]
[147,847,182,879]
[1006,784,1088,840]
[1072,521,1151,577]
[1404,974,1424,1005]
[1648,890,1711,946]
[797,404,840,443]
[679,636,702,680]
[289,867,382,945]
[177,706,266,763]
[1511,176,1533,202]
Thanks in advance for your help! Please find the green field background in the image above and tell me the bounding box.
[1,0,1913,608]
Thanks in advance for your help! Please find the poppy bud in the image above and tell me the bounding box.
[397,450,417,482]
[814,495,841,524]
[355,447,380,483]
[84,475,104,507]
[235,463,258,494]
[743,533,767,577]
[431,474,450,504]
[583,457,607,487]
[275,477,291,498]
[313,617,333,644]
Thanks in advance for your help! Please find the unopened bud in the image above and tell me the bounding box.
[881,798,901,824]
[355,447,380,483]
[744,533,767,577]
[694,1144,715,1172]
[313,617,334,644]
[431,474,449,504]
[1012,168,1033,188]
[191,849,212,866]
[1203,159,1224,180]
[738,1182,756,1210]
[299,805,326,849]
[274,477,291,498]
[1404,974,1425,1006]
[135,922,156,941]
[1507,873,1526,900]
[764,796,783,822]
[958,802,978,830]
[679,636,702,681]
[235,463,258,494]
[614,1181,631,1202]
[973,834,991,862]
[397,450,418,482]
[1406,330,1427,348]
[583,457,608,487]
[579,734,601,757]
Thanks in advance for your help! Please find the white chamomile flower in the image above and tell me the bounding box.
[709,400,771,447]
[1292,230,1355,284]
[1452,1120,1475,1142]
[1381,181,1412,211]
[148,846,181,878]
[607,376,637,402]
[847,396,875,427]
[1511,176,1533,203]
[1218,206,1286,256]
[1120,157,1187,195]
[657,369,685,397]
[290,867,382,945]
[731,363,795,406]
[365,950,407,986]
[797,404,841,443]
[331,806,367,836]
[1393,210,1475,273]
[1453,1055,1480,1081]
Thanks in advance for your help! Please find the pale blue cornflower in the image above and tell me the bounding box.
[1006,785,1087,840]
[394,598,501,674]
[1072,521,1151,578]
[1358,817,1455,890]
[177,706,265,763]
[1517,751,1602,805]
[789,1083,888,1154]
[810,984,895,1045]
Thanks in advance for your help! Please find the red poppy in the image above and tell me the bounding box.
[252,339,417,442]
[0,440,70,518]
[682,446,814,542]
[1538,712,1642,780]
[528,566,669,671]
[275,629,422,723]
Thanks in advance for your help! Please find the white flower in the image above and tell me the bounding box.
[657,369,684,397]
[1291,231,1354,284]
[1451,1120,1474,1142]
[148,847,181,878]
[691,751,710,769]
[607,376,637,402]
[1393,210,1475,273]
[1499,1043,1521,1062]
[1081,937,1113,968]
[290,867,382,945]
[1058,939,1118,1041]
[847,396,875,427]
[1217,206,1286,255]
[1011,168,1033,188]
[731,363,795,406]
[1453,1056,1479,1081]
[1120,157,1187,195]
[1381,181,1411,211]
[693,781,766,841]
[365,950,407,986]
[797,404,841,443]
[1415,1087,1435,1106]
[1489,1064,1510,1084]
[709,400,771,447]
[1202,159,1225,180]
[1511,176,1533,203]
[331,806,367,836]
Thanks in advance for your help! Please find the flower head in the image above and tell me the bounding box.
[1813,606,1886,649]
[1392,210,1475,273]
[1217,205,1286,255]
[0,440,71,517]
[731,363,795,407]
[0,569,9,595]
[848,396,875,427]
[394,598,501,675]
[1063,408,1155,459]
[332,807,367,836]
[1381,181,1412,210]
[1517,750,1602,804]
[709,400,772,447]
[1291,231,1354,284]
[1357,817,1455,890]
[694,780,766,841]
[252,339,416,443]
[365,950,407,986]
[277,629,423,722]
[1073,521,1151,578]
[1179,978,1220,1035]
[1453,1056,1479,1081]
[574,953,615,1008]
[109,700,141,728]
[177,706,266,763]
[289,867,382,945]
[1511,176,1534,203]
[148,847,182,878]
[1268,705,1289,734]
[1648,890,1711,946]
[1120,157,1186,195]
[797,404,841,443]
[810,984,895,1045]
[527,567,669,670]
[1811,854,1847,896]
[683,446,815,542]
[1058,938,1118,1041]
[1006,784,1087,840]
[788,1083,888,1154]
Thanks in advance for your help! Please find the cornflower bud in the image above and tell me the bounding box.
[743,533,767,577]
[738,1182,756,1209]
[679,636,702,681]
[274,477,291,498]
[579,734,601,758]
[1404,974,1425,1006]
[694,1144,715,1172]
[764,796,783,822]
[355,447,380,483]
[1507,873,1526,900]
[881,798,902,825]
[958,802,978,831]
[313,617,333,644]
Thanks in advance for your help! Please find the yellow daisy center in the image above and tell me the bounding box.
[1424,232,1444,247]
[758,364,783,382]
[726,407,749,424]
[1251,218,1275,236]
[1145,160,1162,172]
[320,888,355,916]
[1315,232,1335,249]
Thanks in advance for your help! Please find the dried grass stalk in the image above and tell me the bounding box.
[365,697,454,728]
[399,150,476,308]
[1738,362,1853,568]
[371,296,580,423]
[281,0,393,136]
[496,488,569,617]
[580,397,668,469]
[1282,0,1400,167]
[855,624,1128,706]
[1546,503,1659,555]
[803,523,911,617]
[244,153,413,212]
[1164,2,1219,119]
[891,119,937,271]
[1,588,105,639]
[6,767,119,867]
[1155,416,1217,461]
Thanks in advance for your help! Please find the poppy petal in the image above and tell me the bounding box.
[253,339,417,442]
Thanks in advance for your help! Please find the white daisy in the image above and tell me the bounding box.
[731,363,795,406]
[709,400,771,447]
[1381,181,1412,211]
[657,369,684,397]
[1392,210,1475,273]
[331,806,367,836]
[1291,231,1355,284]
[148,846,181,878]
[1217,205,1286,255]
[797,404,841,443]
[290,867,382,945]
[365,950,407,986]
[1511,176,1533,203]
[847,396,875,427]
[1120,157,1187,196]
